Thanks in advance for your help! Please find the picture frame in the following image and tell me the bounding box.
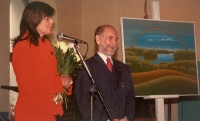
[121,17,199,96]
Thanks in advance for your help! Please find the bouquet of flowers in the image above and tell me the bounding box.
[53,41,82,108]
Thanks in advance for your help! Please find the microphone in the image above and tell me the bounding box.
[57,33,87,44]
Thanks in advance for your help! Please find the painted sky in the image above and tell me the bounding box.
[121,18,195,50]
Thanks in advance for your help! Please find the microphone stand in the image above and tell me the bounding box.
[74,41,114,121]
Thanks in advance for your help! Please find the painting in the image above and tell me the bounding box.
[121,18,199,96]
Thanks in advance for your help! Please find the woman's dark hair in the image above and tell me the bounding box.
[13,1,55,47]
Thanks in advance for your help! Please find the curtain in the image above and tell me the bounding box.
[178,61,200,121]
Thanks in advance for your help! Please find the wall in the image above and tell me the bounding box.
[55,0,82,41]
[0,0,10,114]
[81,0,150,59]
[55,0,200,60]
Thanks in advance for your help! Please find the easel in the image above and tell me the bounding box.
[142,1,180,121]
[144,95,179,121]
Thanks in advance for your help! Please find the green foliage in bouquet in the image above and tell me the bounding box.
[53,43,82,109]
[54,46,82,80]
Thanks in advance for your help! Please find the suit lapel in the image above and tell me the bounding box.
[92,53,108,73]
[91,53,122,87]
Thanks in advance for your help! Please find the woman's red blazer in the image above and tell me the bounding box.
[12,38,64,116]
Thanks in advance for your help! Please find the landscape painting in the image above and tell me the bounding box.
[121,18,199,96]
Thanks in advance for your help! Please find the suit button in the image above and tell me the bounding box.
[114,103,117,105]
[114,88,116,91]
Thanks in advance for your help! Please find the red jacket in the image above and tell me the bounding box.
[12,38,63,116]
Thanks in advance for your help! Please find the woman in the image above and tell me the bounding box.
[12,1,72,121]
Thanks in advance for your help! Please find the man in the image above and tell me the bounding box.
[75,25,135,121]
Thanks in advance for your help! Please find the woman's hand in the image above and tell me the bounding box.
[60,75,73,89]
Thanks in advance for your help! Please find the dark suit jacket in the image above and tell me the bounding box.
[75,53,135,121]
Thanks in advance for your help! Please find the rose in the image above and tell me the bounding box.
[54,41,80,61]
[54,41,69,53]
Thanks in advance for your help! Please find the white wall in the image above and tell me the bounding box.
[9,0,25,115]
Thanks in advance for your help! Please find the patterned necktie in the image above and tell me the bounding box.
[106,57,112,72]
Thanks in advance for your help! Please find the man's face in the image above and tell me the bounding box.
[96,27,118,56]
